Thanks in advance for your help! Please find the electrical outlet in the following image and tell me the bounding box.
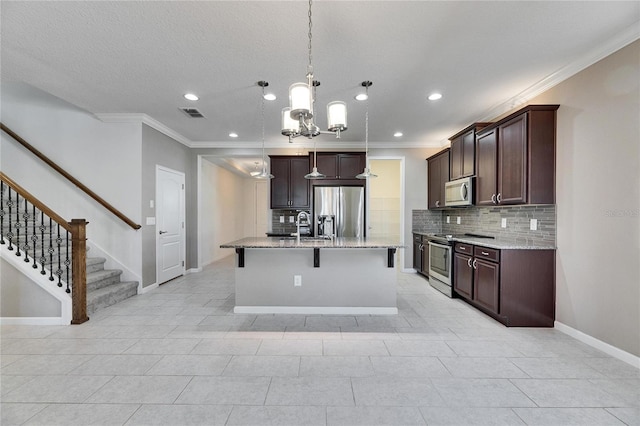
[530,218,538,230]
[149,200,154,209]
[446,216,450,224]
[294,275,302,287]
[279,215,285,223]
[289,216,295,223]
[456,216,461,225]
[501,218,507,228]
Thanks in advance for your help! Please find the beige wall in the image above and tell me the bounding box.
[529,41,639,356]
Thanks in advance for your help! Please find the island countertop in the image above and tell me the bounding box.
[220,237,405,249]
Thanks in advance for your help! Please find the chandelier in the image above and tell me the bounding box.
[281,0,347,142]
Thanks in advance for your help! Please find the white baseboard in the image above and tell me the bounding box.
[234,306,398,315]
[0,317,69,325]
[554,321,640,369]
[186,267,202,275]
[139,282,158,294]
[401,268,417,274]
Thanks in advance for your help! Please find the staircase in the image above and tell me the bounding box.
[86,257,138,315]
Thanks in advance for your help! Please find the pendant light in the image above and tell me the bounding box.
[254,81,274,180]
[356,81,377,179]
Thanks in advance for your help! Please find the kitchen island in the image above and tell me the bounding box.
[220,237,404,315]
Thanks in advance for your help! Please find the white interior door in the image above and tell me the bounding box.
[156,166,185,284]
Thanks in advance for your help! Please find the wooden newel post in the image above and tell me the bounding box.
[69,219,89,324]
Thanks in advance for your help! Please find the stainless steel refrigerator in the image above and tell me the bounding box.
[313,186,365,238]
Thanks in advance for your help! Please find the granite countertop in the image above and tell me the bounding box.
[412,231,555,250]
[221,237,405,249]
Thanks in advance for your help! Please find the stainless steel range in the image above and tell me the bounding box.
[426,234,455,297]
[426,233,494,297]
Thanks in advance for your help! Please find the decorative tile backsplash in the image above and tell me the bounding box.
[413,205,556,246]
[270,209,311,235]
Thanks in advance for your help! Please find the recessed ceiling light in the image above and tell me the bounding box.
[394,132,403,137]
[355,93,368,101]
[184,93,199,101]
[428,93,443,101]
[229,132,238,138]
[263,93,277,101]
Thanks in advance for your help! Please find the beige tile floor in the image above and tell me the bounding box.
[1,255,638,425]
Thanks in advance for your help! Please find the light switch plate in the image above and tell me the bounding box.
[149,200,154,209]
[456,216,461,224]
[501,218,507,228]
[146,217,156,226]
[294,275,302,287]
[530,218,538,230]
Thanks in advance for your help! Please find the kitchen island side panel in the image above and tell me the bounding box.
[234,248,397,312]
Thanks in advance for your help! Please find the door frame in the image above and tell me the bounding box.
[366,156,406,271]
[156,165,186,284]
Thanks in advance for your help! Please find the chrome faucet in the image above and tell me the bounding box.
[295,211,309,243]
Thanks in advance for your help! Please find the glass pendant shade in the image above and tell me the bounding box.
[356,167,377,179]
[327,101,347,131]
[281,107,300,136]
[289,83,312,119]
[304,167,325,180]
[255,165,274,180]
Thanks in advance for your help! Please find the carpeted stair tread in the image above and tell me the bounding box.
[87,281,138,315]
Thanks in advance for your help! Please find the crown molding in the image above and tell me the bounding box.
[478,22,640,122]
[94,113,193,148]
[190,139,445,149]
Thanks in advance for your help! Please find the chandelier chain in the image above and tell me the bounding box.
[307,0,313,74]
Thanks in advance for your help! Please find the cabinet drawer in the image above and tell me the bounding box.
[474,246,500,262]
[455,243,473,254]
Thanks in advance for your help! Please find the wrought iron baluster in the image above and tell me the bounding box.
[15,191,21,257]
[48,217,54,281]
[23,197,31,262]
[65,231,71,293]
[39,210,47,275]
[7,187,13,251]
[1,180,5,245]
[56,223,63,287]
[32,205,38,268]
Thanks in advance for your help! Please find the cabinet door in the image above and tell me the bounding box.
[289,157,310,209]
[461,130,476,177]
[454,253,473,300]
[270,157,291,208]
[315,153,338,179]
[440,153,450,197]
[427,155,441,209]
[337,154,365,179]
[473,258,500,314]
[449,136,463,180]
[498,113,527,205]
[413,238,423,273]
[421,242,429,276]
[475,129,498,206]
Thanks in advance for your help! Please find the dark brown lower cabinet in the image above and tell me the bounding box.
[453,242,555,327]
[413,234,428,277]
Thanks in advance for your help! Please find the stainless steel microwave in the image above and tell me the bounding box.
[445,177,473,207]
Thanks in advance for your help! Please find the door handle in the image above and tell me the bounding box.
[159,230,168,234]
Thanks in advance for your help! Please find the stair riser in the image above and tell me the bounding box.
[87,283,138,315]
[87,273,122,291]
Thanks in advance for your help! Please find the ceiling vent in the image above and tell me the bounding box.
[180,107,205,118]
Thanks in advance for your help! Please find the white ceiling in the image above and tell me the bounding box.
[1,1,638,156]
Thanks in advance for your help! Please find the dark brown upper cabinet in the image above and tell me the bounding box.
[427,148,450,209]
[314,152,366,180]
[475,105,559,206]
[269,156,311,209]
[449,122,491,180]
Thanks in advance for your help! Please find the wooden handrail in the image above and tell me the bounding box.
[1,123,142,230]
[0,172,72,232]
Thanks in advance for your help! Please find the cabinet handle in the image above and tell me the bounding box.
[481,251,489,256]
[435,200,440,207]
[472,259,477,269]
[460,183,468,200]
[459,246,466,251]
[491,194,497,204]
[467,258,472,268]
[419,244,423,251]
[497,193,502,203]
